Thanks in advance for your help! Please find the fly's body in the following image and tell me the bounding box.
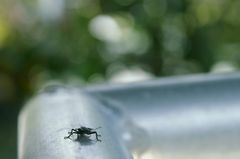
[64,126,102,142]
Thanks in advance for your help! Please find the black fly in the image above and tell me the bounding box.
[64,126,102,142]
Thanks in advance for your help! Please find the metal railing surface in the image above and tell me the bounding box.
[18,73,240,159]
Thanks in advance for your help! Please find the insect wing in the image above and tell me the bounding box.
[81,126,92,131]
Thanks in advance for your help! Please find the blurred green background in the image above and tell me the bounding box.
[1,0,240,158]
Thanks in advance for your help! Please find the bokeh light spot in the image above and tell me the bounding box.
[89,15,122,43]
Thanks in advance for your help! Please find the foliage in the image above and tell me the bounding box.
[0,0,240,103]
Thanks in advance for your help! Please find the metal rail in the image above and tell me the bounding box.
[18,90,132,159]
[18,73,240,159]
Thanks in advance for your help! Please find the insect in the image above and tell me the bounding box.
[64,126,102,142]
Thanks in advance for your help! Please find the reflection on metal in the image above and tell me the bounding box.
[18,73,240,159]
[134,151,154,159]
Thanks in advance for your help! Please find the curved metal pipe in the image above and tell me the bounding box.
[18,89,132,159]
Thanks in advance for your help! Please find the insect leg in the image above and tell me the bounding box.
[89,131,102,142]
[64,129,77,139]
